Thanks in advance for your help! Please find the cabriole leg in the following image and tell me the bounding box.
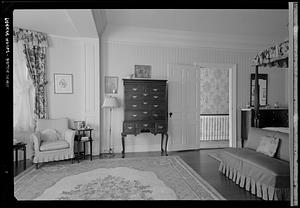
[165,133,169,156]
[121,134,126,158]
[161,133,164,154]
[90,140,93,161]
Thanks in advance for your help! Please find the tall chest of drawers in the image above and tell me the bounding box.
[121,79,168,157]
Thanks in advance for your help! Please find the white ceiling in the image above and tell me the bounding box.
[13,9,288,41]
[13,9,98,38]
[104,9,288,39]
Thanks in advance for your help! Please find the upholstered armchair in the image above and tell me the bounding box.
[31,118,76,169]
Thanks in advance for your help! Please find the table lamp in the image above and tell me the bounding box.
[102,96,119,157]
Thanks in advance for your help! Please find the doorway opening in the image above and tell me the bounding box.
[167,63,237,151]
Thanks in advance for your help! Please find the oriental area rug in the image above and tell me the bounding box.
[14,156,225,200]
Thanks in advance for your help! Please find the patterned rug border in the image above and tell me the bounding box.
[14,164,35,182]
[172,156,225,200]
[14,155,225,200]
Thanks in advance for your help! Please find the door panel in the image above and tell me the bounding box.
[168,64,199,150]
[182,69,197,110]
[168,116,182,146]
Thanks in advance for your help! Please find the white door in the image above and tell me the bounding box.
[168,64,200,150]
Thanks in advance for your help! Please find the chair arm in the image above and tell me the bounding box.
[31,132,41,153]
[64,129,76,151]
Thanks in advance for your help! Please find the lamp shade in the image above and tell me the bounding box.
[102,96,119,108]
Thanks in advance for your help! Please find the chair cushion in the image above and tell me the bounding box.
[256,136,279,157]
[40,140,69,151]
[41,129,61,142]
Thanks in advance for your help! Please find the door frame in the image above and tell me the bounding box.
[167,63,237,148]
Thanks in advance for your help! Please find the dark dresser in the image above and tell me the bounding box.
[121,79,168,157]
[256,108,289,128]
[241,108,288,147]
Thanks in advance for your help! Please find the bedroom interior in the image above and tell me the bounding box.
[10,5,297,205]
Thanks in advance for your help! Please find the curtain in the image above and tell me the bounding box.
[13,41,35,131]
[13,27,49,120]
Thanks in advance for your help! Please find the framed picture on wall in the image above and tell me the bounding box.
[105,76,118,94]
[54,73,73,94]
[134,65,151,78]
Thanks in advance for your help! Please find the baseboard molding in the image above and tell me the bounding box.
[110,140,229,153]
[113,144,161,153]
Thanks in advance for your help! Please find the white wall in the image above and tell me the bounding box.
[47,35,100,156]
[101,26,289,152]
[47,36,85,123]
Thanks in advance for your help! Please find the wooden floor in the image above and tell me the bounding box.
[14,148,260,200]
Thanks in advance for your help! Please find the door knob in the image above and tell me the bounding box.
[169,112,173,118]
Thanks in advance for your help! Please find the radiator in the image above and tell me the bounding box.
[199,115,229,141]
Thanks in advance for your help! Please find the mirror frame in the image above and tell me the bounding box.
[250,73,268,107]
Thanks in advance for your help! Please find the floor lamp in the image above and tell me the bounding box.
[102,96,119,157]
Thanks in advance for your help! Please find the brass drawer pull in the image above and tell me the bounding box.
[153,114,158,117]
[143,111,148,114]
[132,114,137,117]
[132,95,137,99]
[132,88,137,91]
[153,104,159,108]
[143,93,148,96]
[132,104,137,107]
[153,88,158,91]
[153,96,159,99]
[143,124,149,127]
[143,102,148,105]
[158,126,163,129]
[128,126,133,130]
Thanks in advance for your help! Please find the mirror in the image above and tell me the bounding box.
[250,73,268,107]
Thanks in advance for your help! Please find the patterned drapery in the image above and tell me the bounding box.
[13,27,48,48]
[13,27,49,119]
[251,40,289,68]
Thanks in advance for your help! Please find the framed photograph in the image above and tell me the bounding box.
[105,76,118,94]
[54,73,73,94]
[134,65,151,78]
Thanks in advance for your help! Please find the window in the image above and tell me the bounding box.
[13,41,35,131]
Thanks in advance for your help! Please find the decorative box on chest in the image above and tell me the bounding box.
[121,79,168,157]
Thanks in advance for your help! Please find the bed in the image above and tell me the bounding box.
[219,40,290,200]
[219,127,290,200]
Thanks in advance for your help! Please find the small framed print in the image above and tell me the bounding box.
[134,65,151,78]
[105,76,118,94]
[54,73,73,94]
